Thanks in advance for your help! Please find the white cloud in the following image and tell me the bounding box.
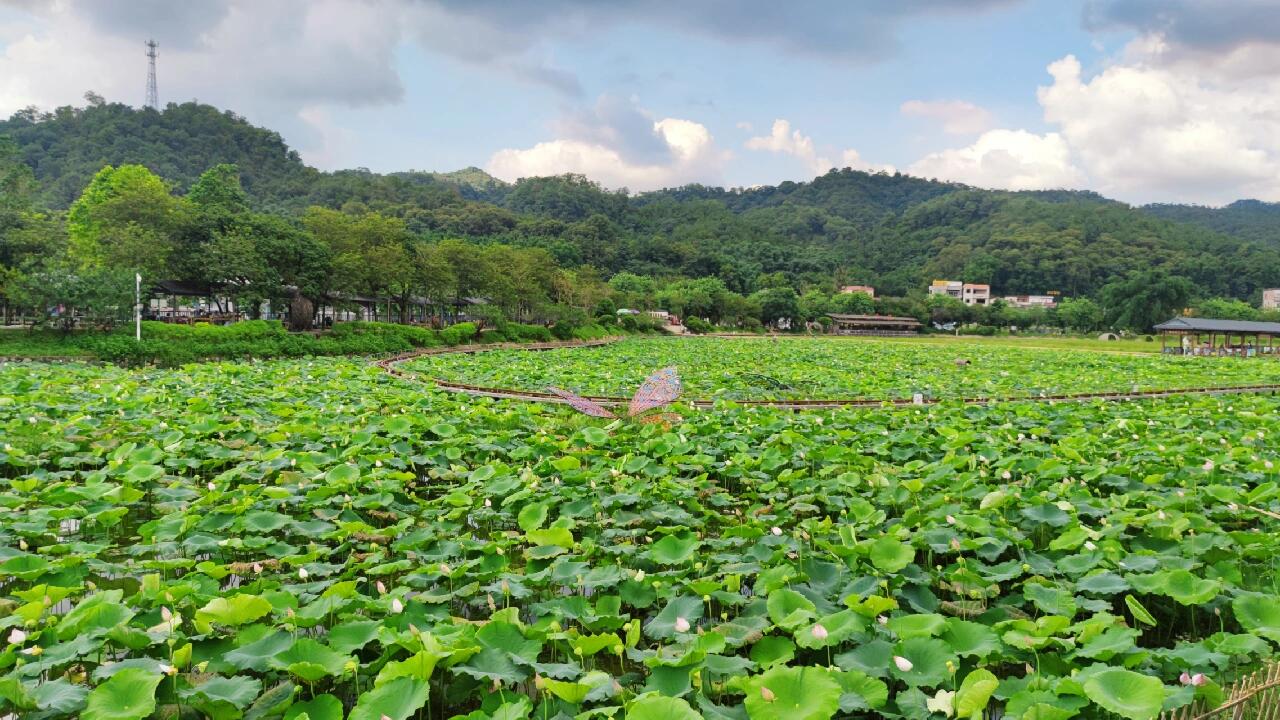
[487,103,729,191]
[1035,53,1280,203]
[908,129,1084,191]
[745,119,892,178]
[900,99,994,135]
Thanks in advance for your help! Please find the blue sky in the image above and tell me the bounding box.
[3,1,1280,204]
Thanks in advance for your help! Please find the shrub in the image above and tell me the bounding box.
[439,322,478,345]
[684,316,712,334]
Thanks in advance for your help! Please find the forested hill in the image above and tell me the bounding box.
[4,100,1280,300]
[1143,200,1280,247]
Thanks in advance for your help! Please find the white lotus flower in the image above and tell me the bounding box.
[877,615,888,626]
[1002,470,1012,480]
[771,527,782,536]
[674,617,691,633]
[7,628,26,644]
[484,498,492,508]
[893,655,914,672]
[811,623,829,641]
[298,567,309,580]
[945,515,956,525]
[634,569,645,582]
[390,598,404,614]
[206,482,216,491]
[1084,541,1097,551]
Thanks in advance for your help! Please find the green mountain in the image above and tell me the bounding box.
[1142,200,1280,247]
[4,100,1280,301]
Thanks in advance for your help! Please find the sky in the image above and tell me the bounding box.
[2,0,1280,205]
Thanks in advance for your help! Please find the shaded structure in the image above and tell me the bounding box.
[828,313,921,336]
[1154,316,1280,357]
[148,280,241,324]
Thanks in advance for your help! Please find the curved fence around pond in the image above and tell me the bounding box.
[378,339,1280,409]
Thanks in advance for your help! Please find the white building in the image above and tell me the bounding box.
[1003,295,1057,309]
[930,280,990,305]
[1263,289,1280,310]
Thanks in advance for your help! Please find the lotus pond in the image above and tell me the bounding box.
[407,337,1280,401]
[2,354,1280,720]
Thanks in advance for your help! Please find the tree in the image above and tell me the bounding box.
[66,164,183,277]
[251,216,330,330]
[798,289,831,322]
[830,291,874,315]
[1055,297,1103,332]
[751,287,799,328]
[1099,270,1195,332]
[1193,297,1259,321]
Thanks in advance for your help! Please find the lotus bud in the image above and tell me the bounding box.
[771,527,782,536]
[760,686,776,703]
[1203,460,1215,472]
[1002,470,1012,480]
[877,615,888,626]
[484,498,492,508]
[1192,673,1207,686]
[1180,672,1193,685]
[634,569,645,582]
[298,567,309,580]
[440,563,451,575]
[674,617,691,633]
[893,655,913,672]
[252,562,262,574]
[18,539,27,551]
[811,623,829,641]
[375,460,382,467]
[950,538,961,551]
[945,515,956,525]
[207,482,216,491]
[161,607,173,622]
[376,581,387,595]
[1157,510,1167,520]
[390,598,404,614]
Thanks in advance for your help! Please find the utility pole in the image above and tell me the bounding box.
[145,39,158,109]
[135,273,142,342]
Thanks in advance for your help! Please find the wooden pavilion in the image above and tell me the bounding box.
[1154,317,1280,357]
[828,313,921,336]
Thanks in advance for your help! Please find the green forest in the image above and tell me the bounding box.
[4,98,1280,333]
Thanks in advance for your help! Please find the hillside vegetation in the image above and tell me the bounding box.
[4,100,1280,330]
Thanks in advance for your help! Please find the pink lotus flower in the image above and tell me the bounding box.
[674,616,691,633]
[894,655,914,672]
[376,581,387,594]
[811,623,829,641]
[1203,460,1215,472]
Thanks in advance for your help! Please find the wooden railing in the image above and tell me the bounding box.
[1160,663,1280,720]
